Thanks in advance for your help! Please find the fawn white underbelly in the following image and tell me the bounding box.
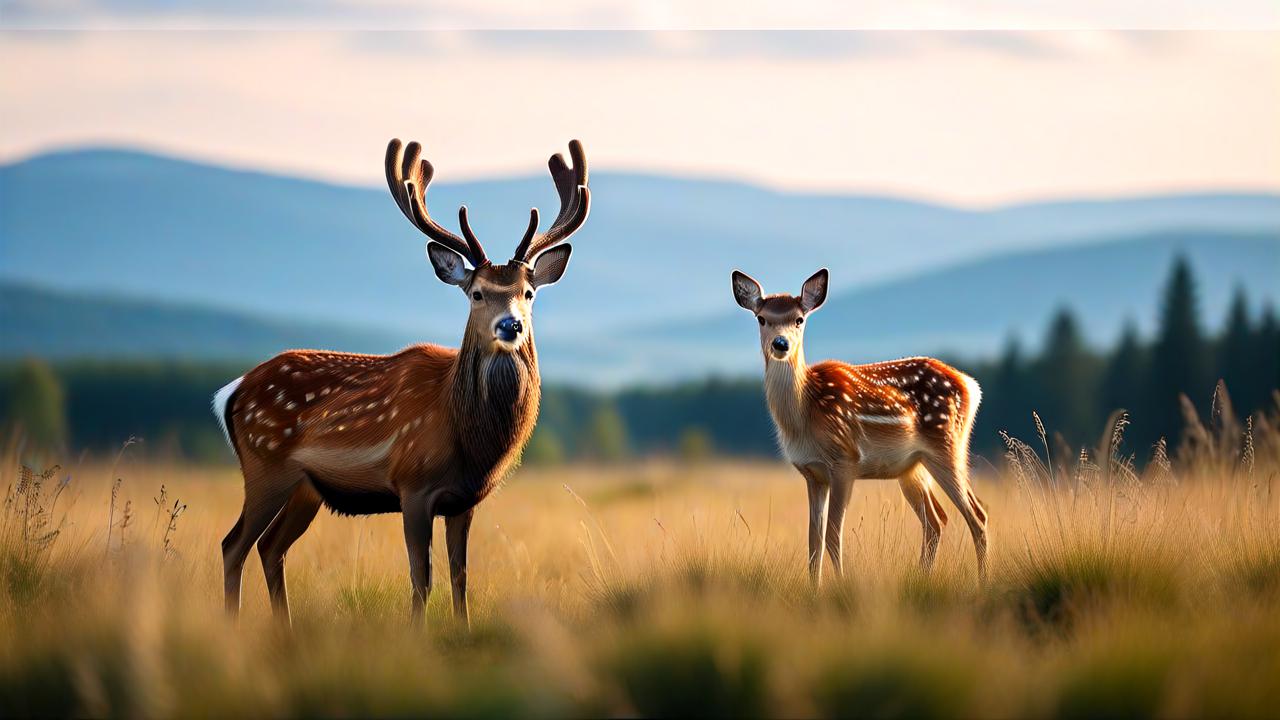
[852,435,924,478]
[292,438,395,489]
[778,429,825,467]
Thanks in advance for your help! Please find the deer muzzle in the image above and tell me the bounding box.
[495,316,523,343]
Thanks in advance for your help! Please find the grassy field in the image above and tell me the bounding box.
[3,403,1279,718]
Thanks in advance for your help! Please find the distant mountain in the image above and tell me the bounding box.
[0,281,403,360]
[542,230,1280,384]
[3,147,1278,344]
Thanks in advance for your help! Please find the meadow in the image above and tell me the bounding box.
[3,395,1279,718]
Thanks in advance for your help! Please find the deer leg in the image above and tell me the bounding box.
[445,507,475,627]
[898,463,947,571]
[256,481,322,625]
[401,491,437,623]
[797,463,831,587]
[922,455,989,582]
[223,470,301,617]
[825,476,855,577]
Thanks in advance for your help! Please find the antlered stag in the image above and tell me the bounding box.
[731,269,989,584]
[214,138,590,624]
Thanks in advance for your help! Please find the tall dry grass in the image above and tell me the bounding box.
[2,388,1279,717]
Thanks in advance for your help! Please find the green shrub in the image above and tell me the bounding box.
[608,626,770,718]
[1053,645,1170,720]
[813,647,977,720]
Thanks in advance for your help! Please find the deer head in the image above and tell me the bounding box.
[732,268,828,362]
[385,139,590,353]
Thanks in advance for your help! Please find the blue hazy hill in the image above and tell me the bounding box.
[0,281,403,360]
[4,147,1279,334]
[2,148,1278,383]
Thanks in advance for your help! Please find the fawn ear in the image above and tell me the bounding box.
[427,242,472,287]
[732,270,763,312]
[800,268,828,313]
[531,244,572,288]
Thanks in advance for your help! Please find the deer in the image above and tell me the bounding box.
[731,268,989,585]
[212,137,590,625]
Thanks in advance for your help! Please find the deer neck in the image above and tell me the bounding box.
[450,327,541,485]
[763,344,810,440]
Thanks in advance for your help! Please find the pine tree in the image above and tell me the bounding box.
[6,358,67,452]
[1217,286,1256,413]
[1034,308,1098,445]
[977,335,1029,450]
[1257,304,1280,400]
[523,426,566,465]
[1102,319,1146,418]
[585,403,630,462]
[1149,256,1208,448]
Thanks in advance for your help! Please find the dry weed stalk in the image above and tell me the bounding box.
[160,499,188,559]
[107,476,123,555]
[4,464,69,563]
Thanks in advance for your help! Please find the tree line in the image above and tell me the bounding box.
[2,256,1276,464]
[971,257,1278,459]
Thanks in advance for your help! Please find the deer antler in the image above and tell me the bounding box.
[385,139,489,268]
[512,140,590,263]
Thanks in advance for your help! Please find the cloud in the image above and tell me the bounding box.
[350,30,1173,63]
[3,0,1277,30]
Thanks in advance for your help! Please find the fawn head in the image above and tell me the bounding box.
[386,139,590,352]
[731,268,828,362]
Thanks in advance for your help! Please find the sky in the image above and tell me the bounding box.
[1,3,1278,205]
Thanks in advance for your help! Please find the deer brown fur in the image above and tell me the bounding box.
[732,269,990,584]
[216,139,589,624]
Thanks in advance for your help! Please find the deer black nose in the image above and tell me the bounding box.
[496,316,522,342]
[772,336,789,353]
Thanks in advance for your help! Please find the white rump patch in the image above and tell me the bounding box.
[212,376,244,450]
[961,373,983,411]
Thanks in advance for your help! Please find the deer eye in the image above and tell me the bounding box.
[757,316,765,326]
[525,290,534,301]
[471,291,483,301]
[795,317,804,327]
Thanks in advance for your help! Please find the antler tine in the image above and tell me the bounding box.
[385,139,410,217]
[457,206,489,267]
[512,208,539,265]
[384,138,480,266]
[513,139,590,262]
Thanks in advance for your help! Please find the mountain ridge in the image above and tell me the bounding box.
[3,147,1278,384]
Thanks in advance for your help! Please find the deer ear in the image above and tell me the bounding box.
[427,242,471,287]
[732,270,763,312]
[532,244,572,288]
[800,268,828,313]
